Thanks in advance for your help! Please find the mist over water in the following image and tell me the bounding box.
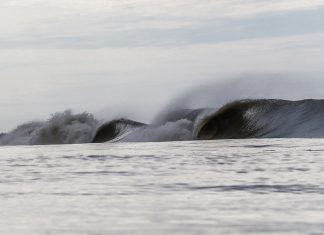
[1,75,324,146]
[160,74,324,113]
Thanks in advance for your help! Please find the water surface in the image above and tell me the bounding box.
[1,139,324,234]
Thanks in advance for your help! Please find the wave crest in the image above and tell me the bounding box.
[3,99,324,145]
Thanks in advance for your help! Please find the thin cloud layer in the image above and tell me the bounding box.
[0,0,324,48]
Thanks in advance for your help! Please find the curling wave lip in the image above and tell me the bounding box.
[92,99,324,143]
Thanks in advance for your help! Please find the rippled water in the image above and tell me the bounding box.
[1,139,324,234]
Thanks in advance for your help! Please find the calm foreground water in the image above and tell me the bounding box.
[1,139,324,234]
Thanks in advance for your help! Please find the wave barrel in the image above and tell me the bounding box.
[92,119,147,143]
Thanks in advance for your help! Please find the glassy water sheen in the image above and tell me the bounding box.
[1,139,324,235]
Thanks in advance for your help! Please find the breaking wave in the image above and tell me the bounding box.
[91,99,324,143]
[2,98,324,146]
[0,110,99,145]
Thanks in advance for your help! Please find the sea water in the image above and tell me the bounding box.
[1,139,324,234]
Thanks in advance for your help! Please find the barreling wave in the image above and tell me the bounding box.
[195,99,324,139]
[92,119,146,143]
[91,99,324,143]
[2,99,324,145]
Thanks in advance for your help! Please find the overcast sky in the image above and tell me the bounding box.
[1,0,324,131]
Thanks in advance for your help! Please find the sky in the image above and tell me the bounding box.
[1,0,324,131]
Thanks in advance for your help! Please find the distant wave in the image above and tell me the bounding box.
[2,99,324,145]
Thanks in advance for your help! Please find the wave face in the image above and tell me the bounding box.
[196,99,324,139]
[3,99,324,145]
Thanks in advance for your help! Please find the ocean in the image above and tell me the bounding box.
[1,139,324,234]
